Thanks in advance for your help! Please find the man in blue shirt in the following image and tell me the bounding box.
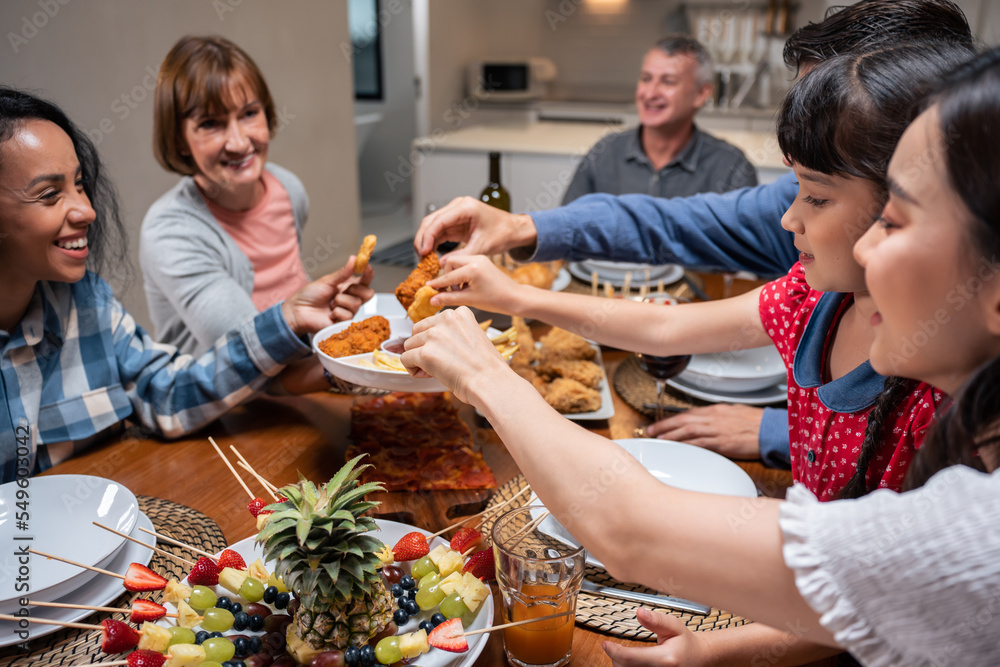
[413,0,975,469]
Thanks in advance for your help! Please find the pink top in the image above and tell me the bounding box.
[207,170,310,311]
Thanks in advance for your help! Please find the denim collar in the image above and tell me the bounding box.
[792,291,885,412]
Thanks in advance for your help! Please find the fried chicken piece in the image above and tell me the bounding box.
[317,315,391,358]
[537,327,597,362]
[511,263,556,289]
[511,316,538,365]
[537,359,604,389]
[407,285,441,323]
[396,253,440,310]
[539,377,602,414]
[354,234,377,274]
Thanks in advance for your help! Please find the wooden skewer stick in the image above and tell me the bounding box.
[26,600,178,619]
[505,510,551,551]
[622,271,632,295]
[461,546,479,558]
[92,522,194,568]
[0,612,102,630]
[208,436,255,500]
[427,485,532,540]
[477,486,533,524]
[27,549,122,580]
[229,445,279,501]
[137,527,217,561]
[462,609,573,637]
[590,271,599,297]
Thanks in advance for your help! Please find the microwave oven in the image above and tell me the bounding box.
[468,57,557,102]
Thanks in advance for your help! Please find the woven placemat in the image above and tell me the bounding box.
[613,354,711,417]
[482,476,749,642]
[0,496,227,666]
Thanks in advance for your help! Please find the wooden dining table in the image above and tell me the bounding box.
[40,271,840,666]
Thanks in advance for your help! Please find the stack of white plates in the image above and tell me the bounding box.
[669,345,788,405]
[568,260,684,288]
[0,475,154,647]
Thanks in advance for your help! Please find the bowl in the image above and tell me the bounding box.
[680,345,786,393]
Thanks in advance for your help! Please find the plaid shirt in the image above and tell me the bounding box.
[0,272,310,482]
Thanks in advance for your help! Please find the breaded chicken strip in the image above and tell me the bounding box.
[511,316,538,365]
[537,327,596,362]
[396,253,440,310]
[317,315,391,358]
[538,359,604,389]
[539,377,602,414]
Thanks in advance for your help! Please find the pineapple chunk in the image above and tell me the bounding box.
[399,629,429,659]
[165,643,206,667]
[255,512,271,531]
[376,543,395,565]
[137,621,172,652]
[247,558,269,583]
[438,571,464,596]
[162,579,192,606]
[459,572,490,613]
[427,544,450,568]
[218,566,249,595]
[267,571,289,594]
[437,550,464,577]
[285,625,324,664]
[177,599,203,628]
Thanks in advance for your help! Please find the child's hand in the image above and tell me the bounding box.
[427,254,525,315]
[603,608,715,667]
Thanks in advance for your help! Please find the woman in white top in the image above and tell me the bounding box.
[399,48,1000,666]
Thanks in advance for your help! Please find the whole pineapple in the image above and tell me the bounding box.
[257,456,395,662]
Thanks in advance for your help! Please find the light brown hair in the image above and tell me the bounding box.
[153,35,276,176]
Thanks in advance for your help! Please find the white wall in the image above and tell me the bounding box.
[0,0,360,330]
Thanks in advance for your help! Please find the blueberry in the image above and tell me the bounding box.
[407,588,417,600]
[262,585,278,604]
[229,602,243,616]
[232,636,250,658]
[232,611,249,632]
[344,645,361,666]
[210,631,225,639]
[404,598,419,616]
[399,575,415,590]
[274,592,290,610]
[249,614,265,632]
[249,636,263,654]
[419,620,434,633]
[359,644,376,666]
[222,662,234,667]
[431,612,447,627]
[194,630,210,644]
[216,596,233,610]
[231,662,246,667]
[397,596,408,610]
[393,608,409,625]
[390,583,403,598]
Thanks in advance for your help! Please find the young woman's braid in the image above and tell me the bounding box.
[838,376,919,499]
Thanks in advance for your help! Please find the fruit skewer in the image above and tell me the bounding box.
[26,599,177,623]
[133,527,247,572]
[0,613,142,653]
[229,444,279,501]
[207,436,272,518]
[505,510,551,551]
[91,522,195,568]
[26,549,167,592]
[430,484,532,539]
[135,527,217,561]
[427,610,576,653]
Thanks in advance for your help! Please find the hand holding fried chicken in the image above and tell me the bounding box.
[426,254,527,315]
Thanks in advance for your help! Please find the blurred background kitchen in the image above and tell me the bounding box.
[2,0,998,329]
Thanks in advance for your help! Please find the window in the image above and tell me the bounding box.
[349,0,383,100]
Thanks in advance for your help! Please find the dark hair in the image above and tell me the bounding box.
[783,0,974,73]
[903,47,1000,490]
[651,34,714,88]
[0,87,128,285]
[153,35,276,176]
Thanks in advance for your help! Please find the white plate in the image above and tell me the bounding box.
[682,346,786,393]
[531,439,757,568]
[0,475,138,606]
[568,261,684,288]
[165,519,494,667]
[550,267,571,292]
[668,373,788,406]
[0,512,154,647]
[354,292,407,319]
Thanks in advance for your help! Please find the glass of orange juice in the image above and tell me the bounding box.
[492,507,586,667]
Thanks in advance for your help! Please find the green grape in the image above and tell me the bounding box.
[201,607,235,632]
[166,626,196,646]
[189,585,218,610]
[417,572,440,590]
[239,576,265,603]
[202,636,236,663]
[440,592,469,619]
[411,556,438,580]
[374,636,403,664]
[415,574,445,611]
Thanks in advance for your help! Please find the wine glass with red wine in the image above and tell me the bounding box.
[636,295,692,424]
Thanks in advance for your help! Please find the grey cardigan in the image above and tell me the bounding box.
[140,163,309,356]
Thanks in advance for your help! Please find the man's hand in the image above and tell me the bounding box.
[415,196,537,257]
[646,404,764,460]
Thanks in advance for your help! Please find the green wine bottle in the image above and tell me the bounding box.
[480,151,510,212]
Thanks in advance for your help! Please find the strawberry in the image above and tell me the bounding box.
[100,618,140,654]
[450,526,483,554]
[127,649,166,667]
[129,599,166,624]
[247,497,270,518]
[392,532,429,561]
[123,563,168,592]
[217,549,247,571]
[187,556,220,586]
[462,548,496,581]
[427,617,469,653]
